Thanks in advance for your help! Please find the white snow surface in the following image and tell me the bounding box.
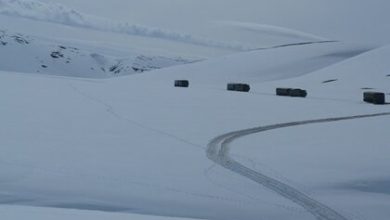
[32,0,390,45]
[0,205,198,220]
[1,1,390,220]
[1,44,390,220]
[0,0,252,51]
[0,29,194,78]
[217,21,328,42]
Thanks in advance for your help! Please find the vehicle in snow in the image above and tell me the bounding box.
[227,83,250,92]
[175,80,189,88]
[276,88,307,97]
[276,88,292,96]
[363,92,385,104]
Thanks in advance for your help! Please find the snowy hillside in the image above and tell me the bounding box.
[0,0,251,50]
[22,0,390,45]
[1,206,198,220]
[141,41,371,84]
[0,30,193,78]
[252,44,390,100]
[1,1,390,220]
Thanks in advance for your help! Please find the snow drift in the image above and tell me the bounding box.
[218,21,329,42]
[0,30,193,78]
[0,0,250,51]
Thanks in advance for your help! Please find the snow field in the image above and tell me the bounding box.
[1,1,390,218]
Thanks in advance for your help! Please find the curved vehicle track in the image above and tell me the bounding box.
[207,112,390,220]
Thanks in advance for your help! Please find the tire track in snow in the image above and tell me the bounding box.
[207,112,390,220]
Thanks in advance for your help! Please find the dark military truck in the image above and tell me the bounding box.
[276,88,307,98]
[363,92,385,105]
[289,89,307,97]
[227,83,250,92]
[174,80,189,88]
[276,88,292,96]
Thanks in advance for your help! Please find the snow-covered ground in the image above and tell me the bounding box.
[0,1,389,220]
[0,29,194,78]
[0,205,199,220]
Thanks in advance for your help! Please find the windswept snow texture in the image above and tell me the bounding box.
[141,41,370,84]
[31,0,390,45]
[252,44,390,100]
[1,42,390,220]
[0,0,251,51]
[208,112,390,220]
[0,30,193,78]
[218,21,328,42]
[0,206,197,220]
[1,1,390,220]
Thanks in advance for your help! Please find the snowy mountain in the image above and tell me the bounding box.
[0,30,193,78]
[0,1,390,220]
